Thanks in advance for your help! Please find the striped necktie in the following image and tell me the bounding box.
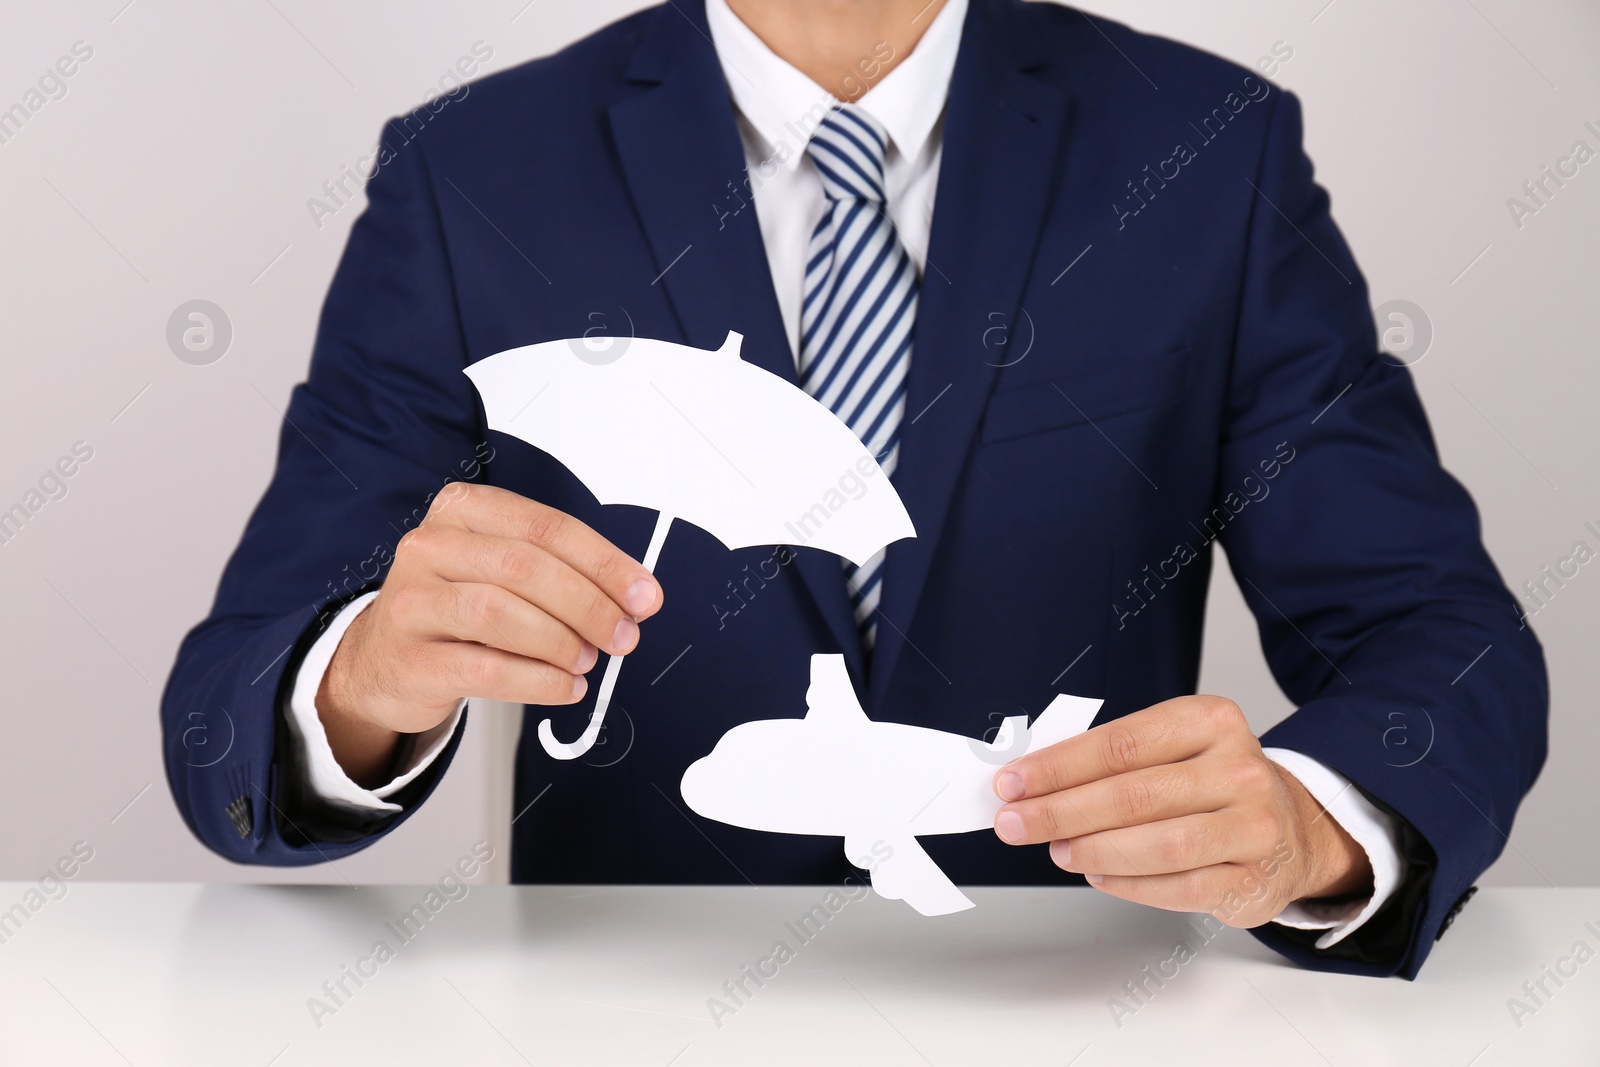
[799,104,918,653]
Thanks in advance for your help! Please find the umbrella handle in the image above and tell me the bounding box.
[537,511,674,760]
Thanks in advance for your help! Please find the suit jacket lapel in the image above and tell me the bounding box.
[868,0,1077,710]
[607,0,867,686]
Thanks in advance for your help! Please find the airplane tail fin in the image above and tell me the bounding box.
[848,834,975,916]
[802,653,869,726]
[1026,693,1103,752]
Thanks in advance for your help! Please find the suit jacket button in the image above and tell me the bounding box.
[1435,885,1478,940]
[225,795,253,838]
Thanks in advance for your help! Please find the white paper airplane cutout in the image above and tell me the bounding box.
[681,654,1104,915]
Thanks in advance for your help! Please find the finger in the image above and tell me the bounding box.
[1053,812,1271,877]
[423,640,587,707]
[407,525,637,656]
[1085,863,1281,927]
[430,581,598,675]
[994,695,1247,799]
[994,762,1231,844]
[424,484,663,618]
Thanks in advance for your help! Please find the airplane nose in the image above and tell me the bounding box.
[679,758,711,810]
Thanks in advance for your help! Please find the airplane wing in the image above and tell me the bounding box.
[846,833,975,916]
[1026,693,1104,751]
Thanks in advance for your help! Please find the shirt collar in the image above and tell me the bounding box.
[704,0,968,170]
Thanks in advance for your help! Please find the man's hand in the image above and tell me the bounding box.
[992,695,1372,927]
[316,483,663,787]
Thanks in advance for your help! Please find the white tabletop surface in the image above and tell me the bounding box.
[0,883,1593,1065]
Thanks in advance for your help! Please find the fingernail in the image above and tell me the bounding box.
[1086,873,1104,886]
[1050,839,1071,867]
[576,642,598,673]
[996,771,1025,802]
[625,578,658,615]
[612,617,639,653]
[571,674,588,701]
[995,810,1024,843]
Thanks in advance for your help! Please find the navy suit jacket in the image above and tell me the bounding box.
[162,0,1547,978]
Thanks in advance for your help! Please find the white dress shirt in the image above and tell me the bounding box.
[283,0,1402,948]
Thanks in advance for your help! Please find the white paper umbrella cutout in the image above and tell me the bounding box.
[681,653,1104,915]
[464,331,916,761]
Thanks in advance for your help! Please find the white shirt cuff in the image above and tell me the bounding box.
[282,591,465,814]
[1261,747,1404,950]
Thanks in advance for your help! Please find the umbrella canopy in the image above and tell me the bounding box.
[464,330,915,759]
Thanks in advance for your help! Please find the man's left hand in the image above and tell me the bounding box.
[992,695,1373,927]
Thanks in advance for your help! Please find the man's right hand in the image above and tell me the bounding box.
[315,483,664,787]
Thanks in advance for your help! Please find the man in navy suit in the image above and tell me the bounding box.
[162,0,1546,979]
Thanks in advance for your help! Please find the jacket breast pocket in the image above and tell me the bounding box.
[978,344,1192,445]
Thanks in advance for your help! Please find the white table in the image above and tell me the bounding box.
[0,884,1593,1065]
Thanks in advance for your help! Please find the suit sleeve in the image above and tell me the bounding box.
[160,120,489,865]
[1215,90,1548,977]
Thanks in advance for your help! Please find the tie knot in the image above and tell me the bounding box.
[806,105,890,202]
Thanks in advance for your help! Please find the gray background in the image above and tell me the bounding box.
[1,0,1594,888]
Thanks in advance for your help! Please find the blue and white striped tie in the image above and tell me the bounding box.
[800,105,917,653]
